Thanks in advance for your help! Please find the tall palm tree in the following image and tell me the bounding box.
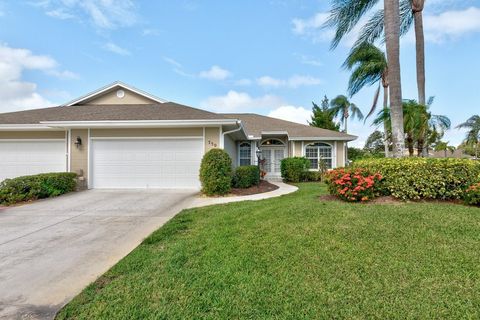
[384,0,405,157]
[343,42,389,156]
[456,115,480,159]
[434,141,456,158]
[329,95,364,134]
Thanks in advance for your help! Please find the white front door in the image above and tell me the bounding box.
[261,148,285,177]
[90,138,203,189]
[0,140,66,183]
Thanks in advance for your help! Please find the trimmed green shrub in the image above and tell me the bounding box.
[0,172,77,205]
[304,170,323,182]
[280,157,310,183]
[464,183,480,206]
[233,165,260,188]
[352,158,480,200]
[325,167,384,202]
[199,149,233,196]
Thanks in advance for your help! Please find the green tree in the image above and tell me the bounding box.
[434,141,456,158]
[329,95,364,134]
[456,115,480,159]
[343,42,389,156]
[309,96,340,131]
[364,130,386,154]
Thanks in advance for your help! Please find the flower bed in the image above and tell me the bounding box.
[465,183,480,206]
[325,168,383,202]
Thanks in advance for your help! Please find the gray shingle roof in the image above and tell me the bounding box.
[0,103,226,124]
[222,113,356,140]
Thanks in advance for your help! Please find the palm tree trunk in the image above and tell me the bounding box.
[383,85,390,157]
[412,0,426,106]
[384,0,405,158]
[417,139,423,157]
[407,134,414,157]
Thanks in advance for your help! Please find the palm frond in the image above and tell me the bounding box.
[365,84,381,122]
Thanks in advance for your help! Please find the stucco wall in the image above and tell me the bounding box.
[0,131,66,139]
[223,134,237,167]
[336,141,345,168]
[70,129,89,180]
[83,89,156,105]
[91,128,203,137]
[204,127,220,152]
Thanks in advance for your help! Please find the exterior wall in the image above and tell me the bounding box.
[223,134,237,167]
[91,128,203,137]
[293,141,303,157]
[83,89,157,105]
[336,141,345,168]
[204,127,220,152]
[0,131,66,139]
[290,140,346,168]
[70,129,89,180]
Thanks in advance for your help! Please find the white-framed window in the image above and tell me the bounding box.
[305,142,333,170]
[260,138,285,146]
[239,142,252,166]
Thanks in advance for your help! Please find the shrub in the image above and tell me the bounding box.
[304,170,323,182]
[233,165,260,188]
[325,168,383,202]
[280,157,310,183]
[352,158,480,200]
[464,183,480,206]
[0,172,77,205]
[199,149,233,196]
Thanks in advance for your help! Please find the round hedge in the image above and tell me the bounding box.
[199,148,232,196]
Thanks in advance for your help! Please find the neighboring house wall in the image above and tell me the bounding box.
[90,128,203,137]
[223,134,237,167]
[0,131,66,139]
[70,129,89,180]
[204,127,220,152]
[82,89,157,105]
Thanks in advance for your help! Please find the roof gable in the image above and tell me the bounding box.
[65,81,168,106]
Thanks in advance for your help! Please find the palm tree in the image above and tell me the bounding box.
[456,115,480,159]
[343,42,389,156]
[434,141,456,158]
[329,95,364,134]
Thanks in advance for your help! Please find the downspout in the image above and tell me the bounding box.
[221,120,244,146]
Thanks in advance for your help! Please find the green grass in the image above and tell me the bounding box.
[57,183,480,319]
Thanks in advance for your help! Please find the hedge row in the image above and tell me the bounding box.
[0,172,77,205]
[352,158,480,200]
[280,157,323,183]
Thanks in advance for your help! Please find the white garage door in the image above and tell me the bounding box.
[0,140,66,183]
[91,138,203,189]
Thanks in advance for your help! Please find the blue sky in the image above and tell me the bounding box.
[1,0,479,147]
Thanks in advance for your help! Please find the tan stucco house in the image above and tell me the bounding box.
[0,82,356,188]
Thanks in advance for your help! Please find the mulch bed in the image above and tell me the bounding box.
[319,195,470,206]
[230,180,279,196]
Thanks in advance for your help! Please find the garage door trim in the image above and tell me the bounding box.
[88,136,204,189]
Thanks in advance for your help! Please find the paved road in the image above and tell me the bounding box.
[0,189,197,320]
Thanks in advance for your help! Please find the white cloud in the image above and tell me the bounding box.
[198,65,232,80]
[37,0,137,29]
[103,42,130,55]
[257,75,322,88]
[0,44,67,112]
[292,12,329,36]
[200,90,285,112]
[424,7,480,42]
[163,56,183,68]
[268,106,312,125]
[296,54,323,67]
[234,78,253,86]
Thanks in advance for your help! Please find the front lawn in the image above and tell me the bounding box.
[57,183,480,319]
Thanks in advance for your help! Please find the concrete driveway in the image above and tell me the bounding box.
[0,189,197,320]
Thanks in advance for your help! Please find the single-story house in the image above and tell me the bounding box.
[0,82,356,189]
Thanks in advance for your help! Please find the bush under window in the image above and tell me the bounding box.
[199,149,233,196]
[280,157,310,183]
[0,172,77,206]
[233,165,260,188]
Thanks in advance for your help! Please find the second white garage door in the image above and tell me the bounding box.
[90,138,203,189]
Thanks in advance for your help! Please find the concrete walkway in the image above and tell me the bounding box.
[187,182,298,208]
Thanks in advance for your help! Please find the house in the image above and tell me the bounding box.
[0,82,356,188]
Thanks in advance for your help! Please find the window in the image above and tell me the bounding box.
[305,143,333,170]
[261,139,284,146]
[239,142,252,166]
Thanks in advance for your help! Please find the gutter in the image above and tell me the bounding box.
[221,120,247,147]
[38,119,240,128]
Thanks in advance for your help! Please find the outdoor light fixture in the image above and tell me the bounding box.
[74,136,82,148]
[256,147,262,160]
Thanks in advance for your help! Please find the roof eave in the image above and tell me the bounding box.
[38,119,240,129]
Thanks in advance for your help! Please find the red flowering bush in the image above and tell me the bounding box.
[464,183,480,206]
[325,168,383,202]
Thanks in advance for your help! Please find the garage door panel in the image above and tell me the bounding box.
[91,139,203,189]
[0,141,66,182]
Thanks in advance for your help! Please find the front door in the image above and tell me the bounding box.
[261,148,285,177]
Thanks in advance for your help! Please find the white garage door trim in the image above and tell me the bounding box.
[0,139,67,182]
[89,137,204,189]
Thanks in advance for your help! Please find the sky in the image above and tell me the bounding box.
[1,0,479,147]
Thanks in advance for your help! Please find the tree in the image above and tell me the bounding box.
[343,42,389,156]
[434,141,456,158]
[309,96,340,131]
[364,130,386,154]
[329,95,364,133]
[456,115,480,159]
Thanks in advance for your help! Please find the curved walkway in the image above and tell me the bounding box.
[187,182,298,209]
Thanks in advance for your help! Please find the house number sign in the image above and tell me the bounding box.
[208,140,218,148]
